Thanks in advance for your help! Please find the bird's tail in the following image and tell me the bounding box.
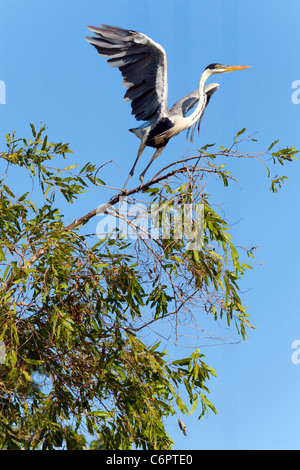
[129,127,147,141]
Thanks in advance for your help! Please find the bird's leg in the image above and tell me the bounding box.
[139,146,166,185]
[122,141,146,191]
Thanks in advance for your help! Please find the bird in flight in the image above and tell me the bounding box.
[86,24,250,188]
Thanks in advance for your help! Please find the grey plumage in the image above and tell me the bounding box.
[170,83,219,143]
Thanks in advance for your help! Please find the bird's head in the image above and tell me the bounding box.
[205,63,251,74]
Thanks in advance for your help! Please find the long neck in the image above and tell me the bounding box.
[184,68,213,128]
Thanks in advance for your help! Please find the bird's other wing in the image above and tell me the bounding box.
[204,82,219,107]
[170,83,219,118]
[170,83,219,143]
[86,24,168,122]
[170,90,198,118]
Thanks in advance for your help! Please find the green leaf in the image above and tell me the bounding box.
[21,369,33,382]
[41,135,48,150]
[64,164,78,171]
[235,127,246,139]
[187,393,198,416]
[30,123,36,137]
[267,139,279,151]
[172,358,191,367]
[3,184,15,197]
[176,397,188,414]
[199,393,217,416]
[92,411,109,418]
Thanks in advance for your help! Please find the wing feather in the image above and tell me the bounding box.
[170,83,219,118]
[86,24,168,122]
[170,83,219,143]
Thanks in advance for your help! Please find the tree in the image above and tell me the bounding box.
[0,124,296,449]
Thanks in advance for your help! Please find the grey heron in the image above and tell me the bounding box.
[86,24,250,187]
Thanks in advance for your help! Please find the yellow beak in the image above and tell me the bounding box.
[223,65,251,72]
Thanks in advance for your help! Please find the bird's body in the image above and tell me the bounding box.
[131,112,194,149]
[86,24,250,187]
[130,116,175,149]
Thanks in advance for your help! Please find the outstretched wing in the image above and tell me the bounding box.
[170,83,219,143]
[86,24,168,122]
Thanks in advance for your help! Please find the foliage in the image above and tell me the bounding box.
[0,125,296,449]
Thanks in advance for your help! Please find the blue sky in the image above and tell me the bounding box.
[1,0,300,450]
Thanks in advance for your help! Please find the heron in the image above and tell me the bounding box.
[86,24,250,188]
